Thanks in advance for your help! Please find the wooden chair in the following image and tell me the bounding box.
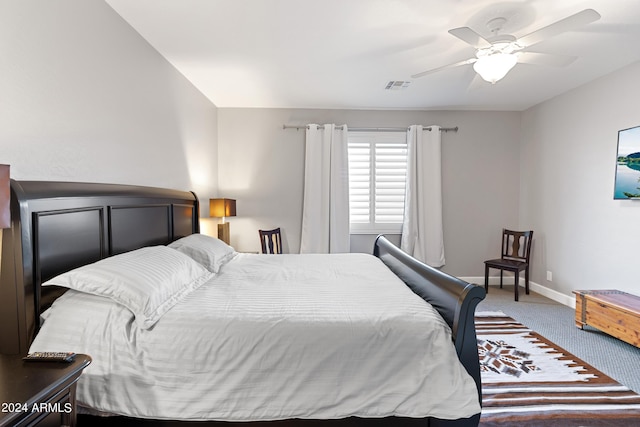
[259,228,282,254]
[484,229,533,301]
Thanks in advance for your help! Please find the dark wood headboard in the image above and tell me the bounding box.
[0,180,200,355]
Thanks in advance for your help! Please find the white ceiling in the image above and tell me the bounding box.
[105,0,640,111]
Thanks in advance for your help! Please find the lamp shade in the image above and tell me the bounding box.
[473,53,517,84]
[209,198,237,218]
[0,164,9,229]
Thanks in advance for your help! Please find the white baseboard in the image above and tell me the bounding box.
[460,276,575,309]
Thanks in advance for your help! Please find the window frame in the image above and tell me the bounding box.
[348,131,408,235]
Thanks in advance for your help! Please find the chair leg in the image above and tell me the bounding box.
[484,265,489,293]
[514,271,519,301]
[499,270,503,288]
[525,267,530,295]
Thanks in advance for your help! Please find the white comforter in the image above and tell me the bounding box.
[30,253,480,421]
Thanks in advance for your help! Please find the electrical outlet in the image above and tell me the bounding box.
[546,271,553,281]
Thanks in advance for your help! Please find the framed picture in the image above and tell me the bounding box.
[614,125,640,199]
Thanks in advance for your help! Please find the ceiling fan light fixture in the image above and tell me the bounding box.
[473,52,517,84]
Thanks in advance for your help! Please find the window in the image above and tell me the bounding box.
[348,132,408,234]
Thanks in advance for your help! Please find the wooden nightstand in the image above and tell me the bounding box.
[0,353,91,427]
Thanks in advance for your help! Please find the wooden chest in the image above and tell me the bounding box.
[574,289,640,348]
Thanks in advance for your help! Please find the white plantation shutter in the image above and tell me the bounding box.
[348,140,370,223]
[348,132,407,233]
[375,141,407,223]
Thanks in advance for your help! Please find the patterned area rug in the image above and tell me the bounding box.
[476,312,640,426]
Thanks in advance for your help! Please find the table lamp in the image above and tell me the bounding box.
[209,198,236,245]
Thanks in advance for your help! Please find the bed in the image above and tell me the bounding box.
[0,180,486,427]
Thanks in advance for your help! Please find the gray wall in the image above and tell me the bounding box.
[5,1,636,304]
[521,60,640,301]
[218,108,522,277]
[0,0,219,217]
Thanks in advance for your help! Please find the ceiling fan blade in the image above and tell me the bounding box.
[516,51,577,67]
[517,9,601,48]
[448,27,491,48]
[411,58,477,79]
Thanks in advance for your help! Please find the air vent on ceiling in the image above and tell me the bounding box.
[385,81,411,90]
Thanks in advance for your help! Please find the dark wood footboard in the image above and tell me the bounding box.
[374,235,486,410]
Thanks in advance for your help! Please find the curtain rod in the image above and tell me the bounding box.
[282,124,458,133]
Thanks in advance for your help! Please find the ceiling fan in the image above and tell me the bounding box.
[412,8,601,84]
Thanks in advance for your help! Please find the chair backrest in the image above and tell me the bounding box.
[259,228,282,254]
[501,229,533,263]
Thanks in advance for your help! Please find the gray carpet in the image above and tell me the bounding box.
[477,285,640,394]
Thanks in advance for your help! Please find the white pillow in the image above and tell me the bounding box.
[42,246,214,329]
[168,233,237,273]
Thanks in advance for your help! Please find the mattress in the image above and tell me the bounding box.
[30,252,480,421]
